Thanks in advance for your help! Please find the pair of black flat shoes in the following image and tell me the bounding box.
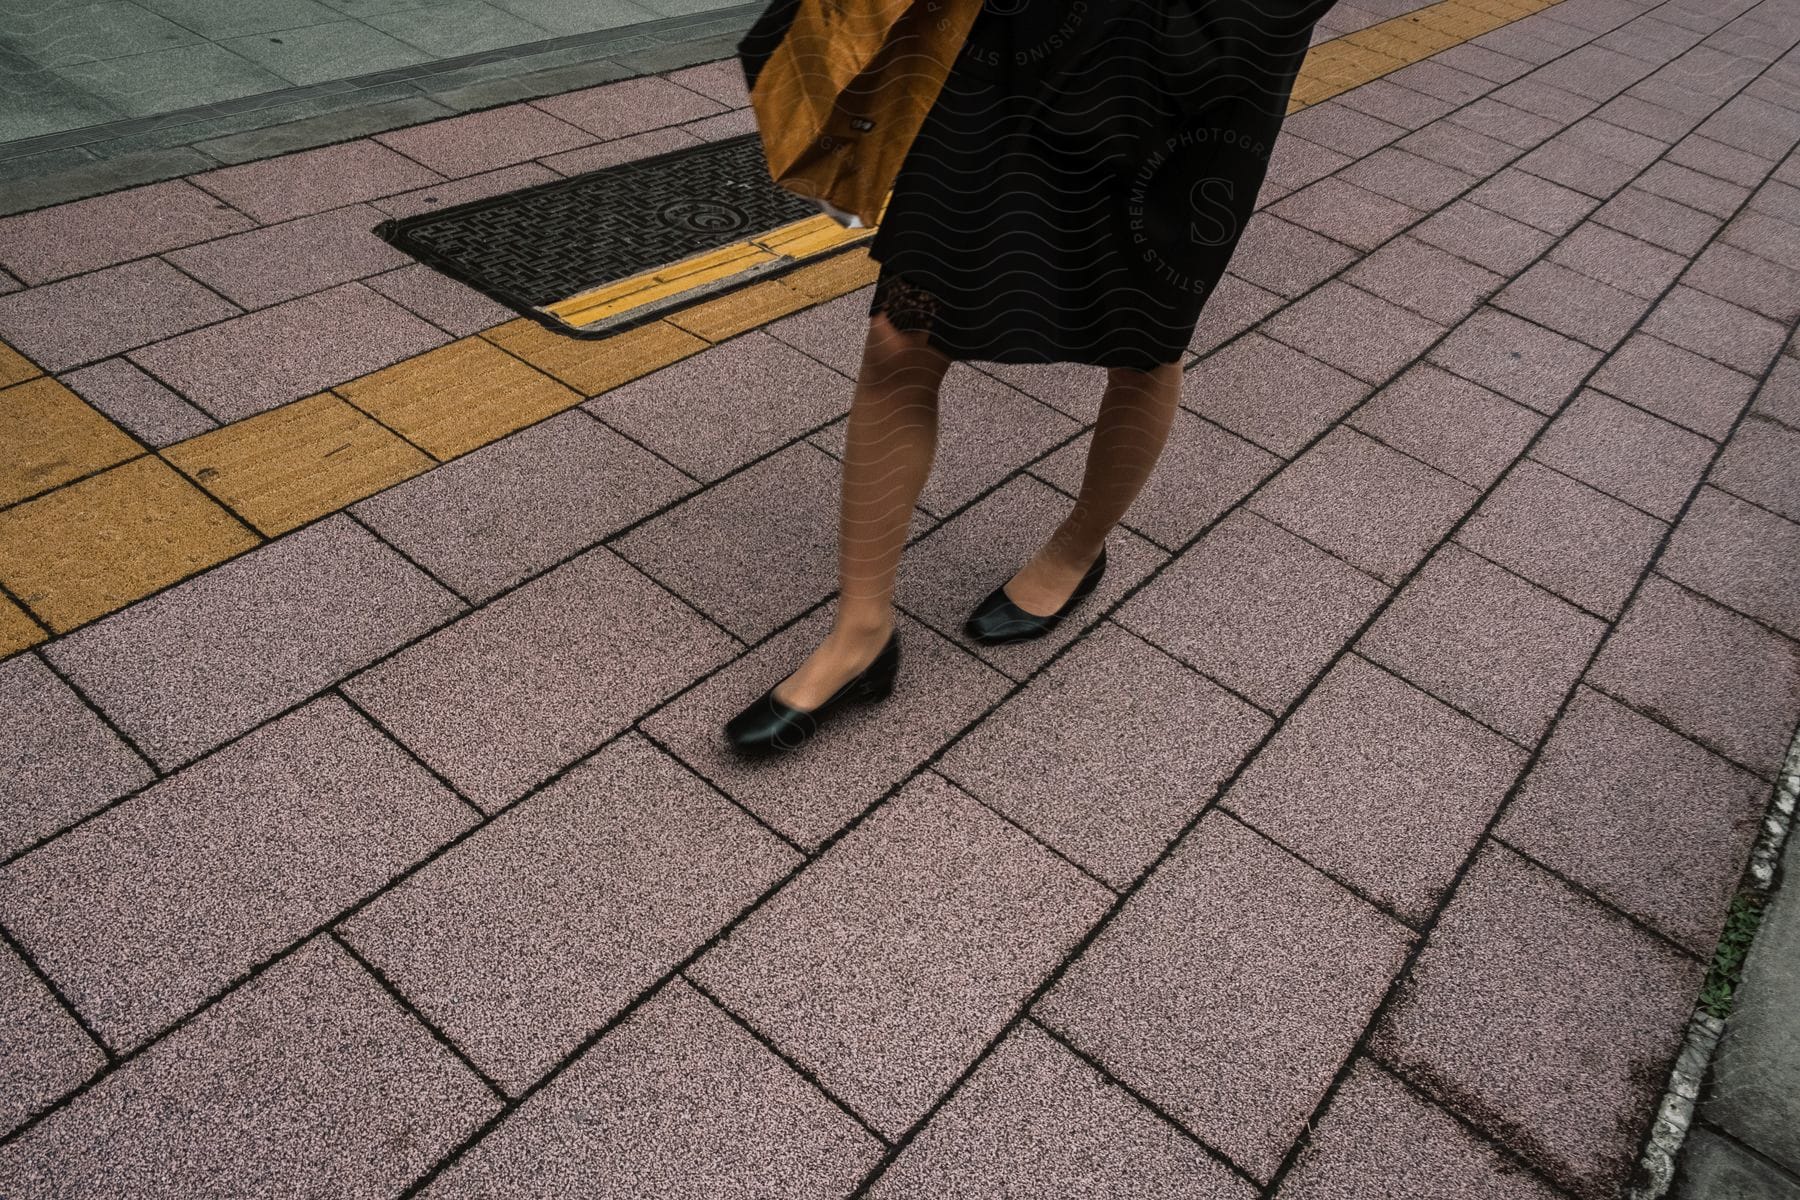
[724,544,1108,755]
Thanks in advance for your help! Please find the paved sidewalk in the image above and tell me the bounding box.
[2,0,1800,1195]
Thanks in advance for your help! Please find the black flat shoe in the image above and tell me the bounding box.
[964,544,1107,645]
[724,631,900,755]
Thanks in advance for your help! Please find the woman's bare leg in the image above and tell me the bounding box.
[1002,359,1182,615]
[773,311,950,709]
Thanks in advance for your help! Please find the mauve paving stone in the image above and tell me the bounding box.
[1592,333,1758,441]
[1336,81,1459,133]
[531,74,728,139]
[869,1023,1253,1200]
[368,162,562,220]
[1361,544,1606,746]
[1753,354,1800,426]
[1445,97,1561,151]
[1339,147,1477,211]
[614,442,849,643]
[1639,159,1752,217]
[1712,414,1800,522]
[1390,59,1494,105]
[375,103,593,176]
[1592,186,1722,255]
[1666,133,1771,187]
[0,258,241,373]
[639,604,1011,849]
[1458,459,1667,617]
[1269,176,1422,252]
[1116,510,1387,713]
[0,696,472,1049]
[1547,222,1688,300]
[1187,273,1285,356]
[1398,120,1519,178]
[1595,92,1703,142]
[0,940,101,1137]
[1720,209,1800,275]
[1350,363,1543,489]
[0,653,151,860]
[1685,241,1800,324]
[974,359,1110,423]
[939,623,1268,889]
[421,980,880,1200]
[1029,408,1278,550]
[1225,213,1361,299]
[1249,427,1477,585]
[692,772,1110,1138]
[1038,812,1411,1181]
[811,362,1080,519]
[353,409,690,602]
[763,285,872,380]
[589,330,848,482]
[1186,332,1370,457]
[1662,486,1800,639]
[346,546,737,810]
[1531,388,1714,520]
[0,179,251,285]
[1263,281,1447,386]
[129,282,449,422]
[1590,573,1800,776]
[1642,285,1788,376]
[1344,236,1503,326]
[1516,131,1650,200]
[342,732,796,1094]
[364,263,515,335]
[191,138,443,224]
[1279,1059,1563,1200]
[1410,200,1557,276]
[1373,844,1703,1200]
[59,357,214,447]
[1226,654,1527,921]
[1427,307,1604,414]
[1282,103,1408,158]
[1493,260,1652,352]
[45,516,461,769]
[895,473,1166,680]
[165,204,411,310]
[1258,134,1352,204]
[1469,168,1601,235]
[0,937,497,1199]
[1436,44,1537,85]
[1498,686,1765,954]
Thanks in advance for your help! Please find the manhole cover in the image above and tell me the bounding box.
[377,133,869,336]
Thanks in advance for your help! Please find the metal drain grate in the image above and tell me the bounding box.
[377,133,869,336]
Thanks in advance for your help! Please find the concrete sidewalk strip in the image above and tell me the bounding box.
[0,0,1798,1193]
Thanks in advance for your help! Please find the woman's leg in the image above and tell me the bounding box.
[773,310,950,709]
[1002,358,1182,614]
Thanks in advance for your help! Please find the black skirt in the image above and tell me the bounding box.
[859,0,1336,369]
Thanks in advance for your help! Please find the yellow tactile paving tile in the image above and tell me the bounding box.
[667,278,817,343]
[336,336,585,461]
[0,340,42,388]
[0,591,46,659]
[0,456,259,633]
[546,241,778,326]
[0,375,144,508]
[780,247,882,301]
[482,317,709,398]
[164,393,434,536]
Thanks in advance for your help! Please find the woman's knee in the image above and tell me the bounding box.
[859,312,950,392]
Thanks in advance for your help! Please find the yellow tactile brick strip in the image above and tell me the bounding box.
[0,0,1563,660]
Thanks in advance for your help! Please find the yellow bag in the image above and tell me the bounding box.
[739,0,984,228]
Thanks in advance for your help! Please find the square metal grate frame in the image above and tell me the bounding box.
[375,132,874,339]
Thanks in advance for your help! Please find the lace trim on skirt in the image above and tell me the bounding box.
[868,271,942,335]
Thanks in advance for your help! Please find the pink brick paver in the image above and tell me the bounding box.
[1373,845,1704,1200]
[0,696,474,1049]
[340,732,797,1095]
[691,773,1111,1138]
[0,937,497,1199]
[421,981,881,1199]
[1038,811,1412,1181]
[2,13,1797,1196]
[869,1023,1254,1199]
